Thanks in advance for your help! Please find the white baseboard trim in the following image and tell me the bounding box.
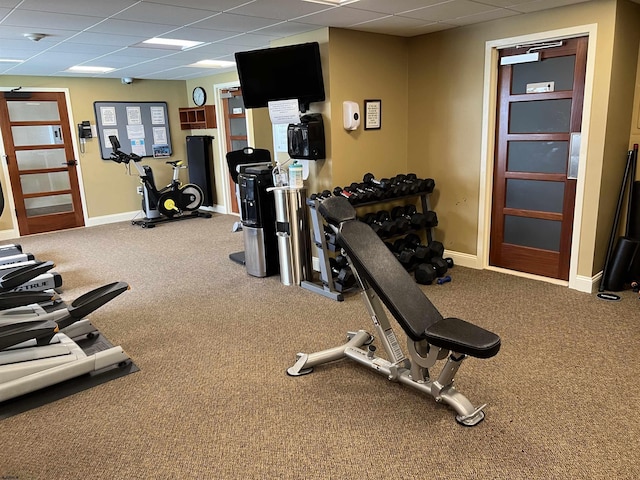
[0,228,20,241]
[84,211,141,227]
[573,272,600,294]
[443,250,482,269]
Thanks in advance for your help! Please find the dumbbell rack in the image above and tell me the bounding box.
[302,191,436,301]
[301,197,345,301]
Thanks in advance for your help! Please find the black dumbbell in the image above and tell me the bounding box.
[393,174,420,195]
[362,173,393,193]
[427,240,445,259]
[347,183,377,202]
[391,238,416,269]
[375,210,398,237]
[403,205,434,229]
[402,173,435,194]
[391,205,428,231]
[329,256,355,292]
[352,182,385,202]
[309,189,332,202]
[393,233,430,264]
[333,186,362,204]
[430,256,448,276]
[415,263,438,285]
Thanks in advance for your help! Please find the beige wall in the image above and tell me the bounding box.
[0,76,189,230]
[406,0,640,278]
[328,29,409,190]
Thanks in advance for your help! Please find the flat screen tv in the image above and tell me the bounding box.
[235,42,325,112]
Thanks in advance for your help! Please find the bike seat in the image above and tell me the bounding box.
[166,160,185,168]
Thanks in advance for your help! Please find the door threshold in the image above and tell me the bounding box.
[485,265,569,287]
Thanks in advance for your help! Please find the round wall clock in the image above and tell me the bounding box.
[192,86,206,106]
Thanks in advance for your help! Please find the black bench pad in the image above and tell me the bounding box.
[425,318,501,359]
[320,196,501,358]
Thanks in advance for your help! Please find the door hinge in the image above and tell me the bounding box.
[2,154,8,165]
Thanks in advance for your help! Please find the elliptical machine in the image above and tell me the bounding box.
[109,135,211,228]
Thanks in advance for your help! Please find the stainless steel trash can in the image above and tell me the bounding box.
[271,187,312,286]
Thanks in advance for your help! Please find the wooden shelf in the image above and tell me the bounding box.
[179,105,216,130]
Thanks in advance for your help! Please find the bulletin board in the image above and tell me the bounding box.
[93,101,172,160]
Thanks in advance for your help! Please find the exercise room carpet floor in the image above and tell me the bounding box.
[1,212,639,479]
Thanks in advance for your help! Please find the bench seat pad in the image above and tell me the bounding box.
[425,317,501,359]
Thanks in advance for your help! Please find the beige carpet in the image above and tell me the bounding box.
[1,212,639,479]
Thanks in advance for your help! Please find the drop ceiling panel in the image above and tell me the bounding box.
[111,3,217,26]
[350,15,436,37]
[85,18,179,37]
[161,26,245,43]
[147,0,250,12]
[510,0,588,13]
[399,0,498,22]
[251,22,322,38]
[15,0,139,17]
[350,0,449,15]
[190,12,283,32]
[296,6,387,27]
[65,31,150,47]
[450,8,520,26]
[1,10,102,30]
[229,0,333,21]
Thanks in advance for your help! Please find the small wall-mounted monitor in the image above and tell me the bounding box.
[235,42,325,112]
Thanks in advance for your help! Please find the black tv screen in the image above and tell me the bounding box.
[235,42,325,111]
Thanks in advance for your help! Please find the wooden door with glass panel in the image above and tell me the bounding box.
[0,91,84,235]
[490,37,587,280]
[222,88,248,214]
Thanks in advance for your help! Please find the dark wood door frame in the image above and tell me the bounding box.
[0,89,86,236]
[489,36,587,281]
[479,30,596,291]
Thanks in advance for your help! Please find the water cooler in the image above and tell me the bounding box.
[238,166,279,277]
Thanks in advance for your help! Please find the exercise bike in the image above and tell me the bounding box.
[109,135,211,228]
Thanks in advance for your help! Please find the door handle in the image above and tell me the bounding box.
[568,133,581,180]
[62,160,78,166]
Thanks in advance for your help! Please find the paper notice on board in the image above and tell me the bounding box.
[100,107,117,126]
[150,106,165,125]
[126,106,142,125]
[131,139,146,156]
[153,127,167,145]
[127,124,145,140]
[268,99,300,124]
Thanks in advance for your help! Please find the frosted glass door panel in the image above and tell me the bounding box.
[16,149,67,170]
[24,194,73,217]
[511,56,576,94]
[20,172,71,194]
[505,179,565,213]
[230,118,247,137]
[7,101,60,121]
[504,215,561,251]
[507,141,568,173]
[232,140,247,150]
[11,125,63,146]
[509,99,572,133]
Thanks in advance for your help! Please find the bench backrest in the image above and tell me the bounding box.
[320,196,443,341]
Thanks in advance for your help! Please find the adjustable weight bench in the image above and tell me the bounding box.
[287,196,501,426]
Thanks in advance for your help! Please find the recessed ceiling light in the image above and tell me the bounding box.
[66,65,115,74]
[302,0,360,5]
[188,60,236,68]
[143,37,204,49]
[0,59,24,63]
